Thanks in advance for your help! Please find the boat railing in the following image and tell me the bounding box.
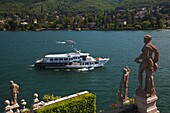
[72,62,80,65]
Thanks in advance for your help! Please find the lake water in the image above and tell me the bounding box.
[0,30,170,112]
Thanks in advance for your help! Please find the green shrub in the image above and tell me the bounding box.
[43,94,61,102]
[35,93,96,113]
[21,109,31,113]
[129,98,135,104]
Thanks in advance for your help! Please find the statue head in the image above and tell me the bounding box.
[144,34,152,43]
[123,68,127,74]
[10,80,14,85]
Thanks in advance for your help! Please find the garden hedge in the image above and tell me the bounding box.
[35,93,96,113]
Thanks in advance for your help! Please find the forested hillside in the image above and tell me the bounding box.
[119,0,170,9]
[0,0,169,16]
[0,0,117,15]
[0,0,170,31]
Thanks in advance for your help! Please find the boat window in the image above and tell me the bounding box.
[50,58,53,61]
[59,58,63,61]
[55,58,58,61]
[85,62,89,65]
[82,56,86,61]
[64,58,68,60]
[69,58,73,60]
[95,62,99,64]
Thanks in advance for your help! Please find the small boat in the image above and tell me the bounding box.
[65,40,76,44]
[35,48,109,69]
[56,40,76,44]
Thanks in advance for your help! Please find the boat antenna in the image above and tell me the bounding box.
[72,46,81,53]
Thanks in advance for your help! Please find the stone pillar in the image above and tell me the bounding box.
[116,91,130,107]
[135,95,160,113]
[4,100,20,113]
[10,103,20,113]
[31,93,39,111]
[4,100,13,113]
[21,99,27,109]
[31,93,45,113]
[122,98,130,106]
[20,99,29,112]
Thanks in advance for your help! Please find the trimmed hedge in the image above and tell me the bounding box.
[35,93,96,113]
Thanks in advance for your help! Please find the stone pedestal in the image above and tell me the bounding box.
[116,98,130,107]
[122,98,130,106]
[135,95,159,113]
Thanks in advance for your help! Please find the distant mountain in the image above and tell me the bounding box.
[0,0,169,15]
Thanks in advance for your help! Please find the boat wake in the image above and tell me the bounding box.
[53,68,94,72]
[27,64,35,70]
[56,41,66,44]
[54,69,60,72]
[76,67,94,72]
[28,64,35,68]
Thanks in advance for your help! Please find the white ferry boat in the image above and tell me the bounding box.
[35,48,109,69]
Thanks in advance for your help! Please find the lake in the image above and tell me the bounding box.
[0,30,170,112]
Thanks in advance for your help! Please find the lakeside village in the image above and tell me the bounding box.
[0,5,170,31]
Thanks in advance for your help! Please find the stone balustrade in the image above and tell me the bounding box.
[4,100,19,113]
[32,91,89,112]
[4,91,89,113]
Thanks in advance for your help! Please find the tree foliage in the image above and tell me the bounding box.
[0,0,169,15]
[119,0,170,9]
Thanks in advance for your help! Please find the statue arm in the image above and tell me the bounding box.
[17,85,19,93]
[134,53,144,63]
[119,77,123,91]
[137,53,144,60]
[119,80,122,89]
[152,45,160,63]
[125,66,130,72]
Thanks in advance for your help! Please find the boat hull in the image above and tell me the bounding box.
[34,61,107,69]
[35,62,68,69]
